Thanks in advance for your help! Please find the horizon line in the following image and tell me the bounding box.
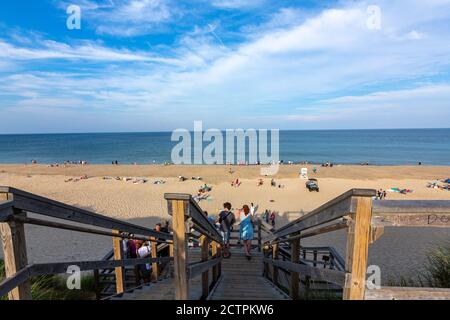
[0,127,450,136]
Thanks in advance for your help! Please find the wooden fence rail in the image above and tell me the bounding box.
[262,189,450,300]
[0,186,174,300]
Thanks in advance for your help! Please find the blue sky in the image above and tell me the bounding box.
[0,0,450,133]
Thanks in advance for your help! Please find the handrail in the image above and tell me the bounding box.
[1,186,171,240]
[0,257,171,298]
[264,189,376,242]
[0,186,174,300]
[165,193,224,300]
[165,193,222,243]
[262,189,450,300]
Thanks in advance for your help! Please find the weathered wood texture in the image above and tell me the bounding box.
[343,197,373,300]
[112,230,125,294]
[0,186,171,239]
[290,238,300,300]
[265,189,376,242]
[209,251,289,300]
[263,258,346,286]
[0,209,31,300]
[200,236,209,298]
[171,199,189,300]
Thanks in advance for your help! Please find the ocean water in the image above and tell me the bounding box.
[0,129,449,165]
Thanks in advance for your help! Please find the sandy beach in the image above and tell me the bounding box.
[0,164,449,283]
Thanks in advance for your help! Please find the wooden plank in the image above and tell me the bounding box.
[264,196,354,242]
[0,195,31,301]
[217,246,222,277]
[188,203,222,243]
[169,243,174,278]
[272,243,279,286]
[290,238,300,300]
[211,242,219,283]
[365,287,450,300]
[369,226,384,244]
[0,256,174,297]
[151,237,159,282]
[0,267,31,298]
[372,213,450,228]
[257,219,262,252]
[373,200,450,214]
[263,247,269,278]
[165,193,222,243]
[11,215,169,244]
[372,200,450,227]
[112,230,125,294]
[2,187,171,240]
[271,220,348,245]
[270,189,375,238]
[343,197,373,300]
[0,229,29,300]
[200,235,209,299]
[264,258,346,286]
[188,257,222,280]
[171,199,189,300]
[0,201,14,222]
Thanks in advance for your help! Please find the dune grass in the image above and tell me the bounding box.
[0,259,97,300]
[388,242,450,288]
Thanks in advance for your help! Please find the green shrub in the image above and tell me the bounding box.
[387,242,450,288]
[0,260,96,300]
[422,242,450,288]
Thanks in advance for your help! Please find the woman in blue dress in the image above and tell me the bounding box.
[240,205,254,260]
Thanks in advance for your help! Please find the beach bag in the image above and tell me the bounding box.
[138,245,152,258]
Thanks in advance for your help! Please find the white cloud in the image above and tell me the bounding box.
[0,38,181,64]
[69,0,178,36]
[1,0,450,132]
[211,0,266,9]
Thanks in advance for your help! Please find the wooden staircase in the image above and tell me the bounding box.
[209,251,289,300]
[106,248,290,300]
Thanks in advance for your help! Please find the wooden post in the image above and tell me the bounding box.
[343,196,373,300]
[211,241,219,283]
[217,245,222,277]
[200,235,210,299]
[290,238,300,300]
[0,201,32,300]
[151,237,159,282]
[257,219,262,252]
[93,269,101,300]
[112,229,125,294]
[263,246,270,278]
[313,250,318,267]
[172,199,189,300]
[272,243,279,286]
[169,243,175,278]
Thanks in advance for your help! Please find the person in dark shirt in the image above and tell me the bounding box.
[217,202,235,258]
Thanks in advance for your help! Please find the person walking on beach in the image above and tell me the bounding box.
[264,209,270,223]
[218,202,235,258]
[250,203,256,216]
[270,211,276,227]
[240,205,254,260]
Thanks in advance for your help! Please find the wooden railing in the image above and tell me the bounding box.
[164,193,224,300]
[0,186,174,300]
[262,189,450,300]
